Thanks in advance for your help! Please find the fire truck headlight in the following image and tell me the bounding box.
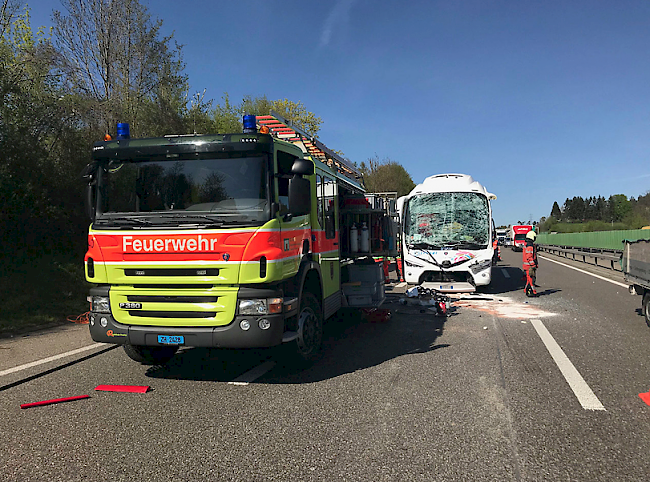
[91,296,110,313]
[239,299,267,315]
[240,320,251,331]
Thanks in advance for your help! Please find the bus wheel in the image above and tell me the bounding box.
[643,292,650,328]
[295,291,323,361]
[123,344,178,365]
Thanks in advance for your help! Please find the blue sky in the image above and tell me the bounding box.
[27,0,650,226]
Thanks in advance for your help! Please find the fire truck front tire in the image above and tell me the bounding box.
[123,344,178,365]
[295,291,323,361]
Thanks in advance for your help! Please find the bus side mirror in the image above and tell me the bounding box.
[396,196,406,216]
[288,176,311,217]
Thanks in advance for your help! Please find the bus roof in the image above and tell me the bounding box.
[407,173,496,200]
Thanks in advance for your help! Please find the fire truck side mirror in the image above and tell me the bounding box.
[85,183,96,221]
[291,159,314,176]
[81,162,98,222]
[288,176,311,217]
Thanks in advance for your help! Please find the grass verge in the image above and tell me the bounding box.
[0,254,91,337]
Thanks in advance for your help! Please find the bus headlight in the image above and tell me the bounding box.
[91,296,110,313]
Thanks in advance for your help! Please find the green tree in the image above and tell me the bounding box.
[608,194,631,222]
[53,0,187,137]
[0,3,77,255]
[550,201,562,220]
[360,155,415,197]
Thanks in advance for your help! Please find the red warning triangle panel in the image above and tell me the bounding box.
[95,384,150,393]
[639,390,650,406]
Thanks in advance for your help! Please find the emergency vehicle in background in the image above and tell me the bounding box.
[510,225,534,251]
[495,228,508,245]
[82,113,397,365]
[397,173,497,293]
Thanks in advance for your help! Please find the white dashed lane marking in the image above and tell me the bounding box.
[501,268,511,278]
[0,343,109,377]
[530,319,606,411]
[228,360,276,386]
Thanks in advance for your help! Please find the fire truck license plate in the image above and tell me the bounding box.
[158,335,184,345]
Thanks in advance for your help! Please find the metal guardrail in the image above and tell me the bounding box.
[538,245,622,271]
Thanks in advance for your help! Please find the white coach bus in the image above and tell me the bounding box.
[397,173,497,293]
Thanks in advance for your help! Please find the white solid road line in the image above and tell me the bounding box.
[0,343,109,377]
[501,268,511,278]
[530,319,606,411]
[228,360,276,386]
[395,282,407,288]
[539,255,628,288]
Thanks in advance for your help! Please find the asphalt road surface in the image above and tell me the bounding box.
[2,249,649,481]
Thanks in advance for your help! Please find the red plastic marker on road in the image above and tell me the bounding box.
[95,384,150,393]
[639,390,650,406]
[21,395,90,409]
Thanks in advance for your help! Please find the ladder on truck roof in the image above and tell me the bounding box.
[256,112,362,181]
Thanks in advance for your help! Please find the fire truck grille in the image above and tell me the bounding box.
[110,287,237,327]
[127,295,218,303]
[128,311,216,319]
[124,268,220,277]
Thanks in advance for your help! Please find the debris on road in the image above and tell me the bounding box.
[362,308,392,323]
[454,295,555,320]
[20,394,90,409]
[94,384,151,393]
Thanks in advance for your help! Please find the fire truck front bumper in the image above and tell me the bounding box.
[88,287,299,349]
[89,313,290,348]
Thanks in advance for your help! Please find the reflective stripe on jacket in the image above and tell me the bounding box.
[522,245,537,266]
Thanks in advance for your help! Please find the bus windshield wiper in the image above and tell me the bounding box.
[456,242,485,249]
[408,242,442,250]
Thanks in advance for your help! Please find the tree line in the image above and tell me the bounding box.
[0,0,414,263]
[539,193,650,232]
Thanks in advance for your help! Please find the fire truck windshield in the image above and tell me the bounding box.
[405,192,489,248]
[96,155,269,225]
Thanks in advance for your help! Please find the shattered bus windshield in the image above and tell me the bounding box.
[405,192,489,247]
[97,155,269,224]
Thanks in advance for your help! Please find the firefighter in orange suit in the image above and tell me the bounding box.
[523,230,538,296]
[492,237,500,265]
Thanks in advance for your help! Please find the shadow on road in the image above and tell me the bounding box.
[145,294,450,384]
[535,288,562,296]
[486,263,562,298]
[481,264,525,294]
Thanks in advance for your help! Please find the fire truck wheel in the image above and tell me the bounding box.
[643,292,650,328]
[295,291,323,361]
[123,344,178,365]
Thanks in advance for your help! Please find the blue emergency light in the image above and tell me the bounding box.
[242,114,257,133]
[116,122,130,139]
